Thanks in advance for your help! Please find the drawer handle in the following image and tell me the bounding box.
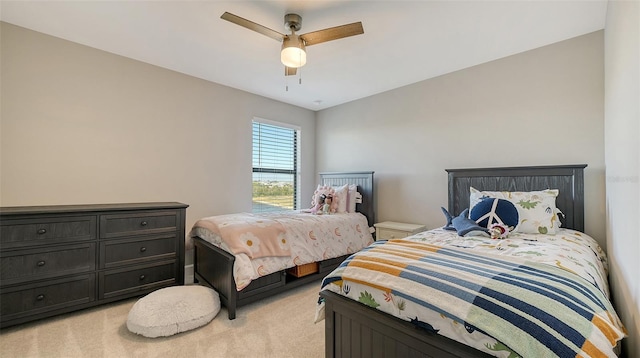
[139,274,145,280]
[140,221,148,227]
[140,247,147,253]
[37,228,47,235]
[37,260,46,267]
[36,294,45,301]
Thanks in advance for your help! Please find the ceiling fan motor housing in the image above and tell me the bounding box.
[284,14,302,32]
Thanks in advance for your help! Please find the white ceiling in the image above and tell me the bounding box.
[0,1,607,111]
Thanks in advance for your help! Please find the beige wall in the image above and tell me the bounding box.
[316,31,607,247]
[0,22,316,266]
[604,1,640,356]
[2,14,636,356]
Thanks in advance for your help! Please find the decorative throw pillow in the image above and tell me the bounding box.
[333,184,349,213]
[469,187,560,234]
[311,185,338,213]
[469,197,519,230]
[347,184,358,213]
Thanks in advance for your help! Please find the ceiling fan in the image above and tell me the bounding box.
[221,12,364,76]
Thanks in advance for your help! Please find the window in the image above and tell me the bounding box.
[252,119,299,213]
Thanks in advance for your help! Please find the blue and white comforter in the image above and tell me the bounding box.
[316,229,626,357]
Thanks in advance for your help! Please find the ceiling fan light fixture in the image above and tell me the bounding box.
[281,35,306,68]
[221,11,363,75]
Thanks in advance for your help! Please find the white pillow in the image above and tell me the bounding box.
[469,187,560,235]
[333,184,349,213]
[127,285,220,338]
[347,184,358,213]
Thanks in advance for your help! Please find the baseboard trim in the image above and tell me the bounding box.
[185,264,194,284]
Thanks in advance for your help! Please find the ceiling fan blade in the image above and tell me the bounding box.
[285,66,297,76]
[220,12,285,42]
[300,22,364,46]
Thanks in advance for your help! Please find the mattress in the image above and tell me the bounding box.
[191,211,373,290]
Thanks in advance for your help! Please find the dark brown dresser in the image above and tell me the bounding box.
[0,202,188,328]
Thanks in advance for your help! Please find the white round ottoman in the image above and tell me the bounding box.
[126,285,220,338]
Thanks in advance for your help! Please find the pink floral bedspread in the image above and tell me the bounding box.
[192,214,290,259]
[190,211,374,290]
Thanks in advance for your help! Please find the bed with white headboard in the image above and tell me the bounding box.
[191,171,374,320]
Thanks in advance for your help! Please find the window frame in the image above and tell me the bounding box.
[251,117,301,213]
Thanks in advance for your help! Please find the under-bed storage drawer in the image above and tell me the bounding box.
[287,262,319,278]
[100,211,178,239]
[319,255,349,273]
[99,260,176,300]
[0,274,95,321]
[238,271,286,299]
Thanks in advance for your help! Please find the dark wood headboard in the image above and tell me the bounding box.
[319,171,375,228]
[445,165,587,232]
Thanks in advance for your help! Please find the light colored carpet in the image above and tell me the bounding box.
[0,281,324,358]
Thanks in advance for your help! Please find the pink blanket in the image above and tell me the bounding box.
[193,213,291,259]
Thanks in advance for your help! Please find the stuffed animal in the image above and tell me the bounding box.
[311,194,326,215]
[441,207,489,237]
[322,195,333,215]
[310,185,337,214]
[489,223,509,239]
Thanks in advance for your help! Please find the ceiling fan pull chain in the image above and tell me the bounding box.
[298,42,303,85]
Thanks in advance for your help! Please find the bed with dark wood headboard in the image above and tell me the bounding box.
[320,164,624,358]
[447,164,585,232]
[192,171,374,320]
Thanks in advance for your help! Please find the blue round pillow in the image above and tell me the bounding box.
[470,197,519,230]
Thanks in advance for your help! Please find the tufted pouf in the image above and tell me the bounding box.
[126,285,220,338]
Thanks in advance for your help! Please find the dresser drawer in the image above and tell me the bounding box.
[374,221,427,241]
[100,234,177,269]
[99,260,176,299]
[100,211,178,239]
[0,274,95,322]
[0,243,96,286]
[0,216,96,248]
[376,228,414,240]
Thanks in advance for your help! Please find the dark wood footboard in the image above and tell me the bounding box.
[193,236,238,318]
[321,290,491,358]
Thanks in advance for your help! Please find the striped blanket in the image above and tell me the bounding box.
[318,236,626,357]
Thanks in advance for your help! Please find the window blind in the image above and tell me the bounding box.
[252,120,298,213]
